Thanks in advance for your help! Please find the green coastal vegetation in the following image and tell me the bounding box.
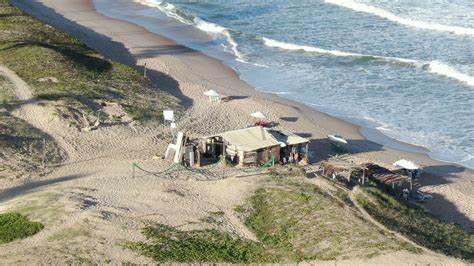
[0,0,179,178]
[0,212,44,244]
[129,173,473,263]
[126,224,274,263]
[0,75,13,107]
[0,0,180,122]
[1,73,63,178]
[127,175,420,263]
[356,186,474,261]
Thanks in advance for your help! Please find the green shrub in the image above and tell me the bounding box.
[0,212,44,244]
[243,178,410,261]
[126,224,276,263]
[357,187,474,261]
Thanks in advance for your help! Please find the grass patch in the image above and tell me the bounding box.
[0,0,180,122]
[243,177,413,261]
[0,75,14,107]
[126,224,277,263]
[334,187,354,207]
[0,212,44,244]
[356,186,474,261]
[129,176,417,263]
[1,191,62,226]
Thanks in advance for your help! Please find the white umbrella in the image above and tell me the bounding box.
[203,90,219,97]
[393,159,420,170]
[250,111,266,120]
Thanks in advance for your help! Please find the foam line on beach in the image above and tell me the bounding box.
[133,0,246,62]
[324,0,474,36]
[262,37,474,87]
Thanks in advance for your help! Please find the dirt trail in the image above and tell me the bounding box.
[349,186,430,253]
[0,65,77,160]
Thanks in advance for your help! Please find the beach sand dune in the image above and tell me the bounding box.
[0,0,472,263]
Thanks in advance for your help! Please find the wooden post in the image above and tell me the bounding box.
[305,143,310,162]
[42,138,46,168]
[143,62,147,78]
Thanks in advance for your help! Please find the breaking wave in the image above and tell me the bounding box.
[133,0,245,62]
[428,61,474,87]
[324,0,474,36]
[262,37,474,87]
[262,37,421,65]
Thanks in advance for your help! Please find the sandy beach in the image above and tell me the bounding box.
[0,0,472,263]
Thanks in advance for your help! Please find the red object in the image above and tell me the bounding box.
[255,120,268,127]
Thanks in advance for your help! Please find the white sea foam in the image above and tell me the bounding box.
[258,90,291,95]
[428,61,474,87]
[133,0,246,62]
[193,17,245,62]
[325,0,474,36]
[262,37,420,65]
[262,37,474,87]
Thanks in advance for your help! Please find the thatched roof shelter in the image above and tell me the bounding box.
[362,163,408,185]
[320,158,409,187]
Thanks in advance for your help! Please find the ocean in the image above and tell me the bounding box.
[94,0,474,169]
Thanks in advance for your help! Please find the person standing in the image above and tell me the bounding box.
[402,188,409,200]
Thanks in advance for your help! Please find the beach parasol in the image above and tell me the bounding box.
[204,90,219,97]
[393,159,420,170]
[204,90,220,102]
[250,111,267,120]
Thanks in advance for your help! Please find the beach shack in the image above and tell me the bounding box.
[199,126,310,166]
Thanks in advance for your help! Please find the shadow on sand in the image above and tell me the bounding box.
[11,0,193,109]
[0,174,85,203]
[221,95,249,102]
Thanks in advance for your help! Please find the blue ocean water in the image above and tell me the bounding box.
[94,0,474,169]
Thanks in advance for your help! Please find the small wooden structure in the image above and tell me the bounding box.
[362,163,409,189]
[320,157,367,184]
[200,126,310,167]
[319,158,410,189]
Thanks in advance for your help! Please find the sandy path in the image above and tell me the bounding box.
[349,186,427,252]
[0,65,77,160]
